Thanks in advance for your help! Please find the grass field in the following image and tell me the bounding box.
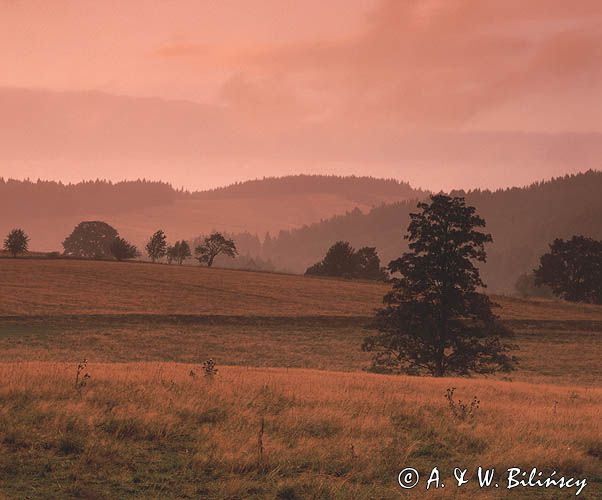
[0,259,601,498]
[4,259,602,320]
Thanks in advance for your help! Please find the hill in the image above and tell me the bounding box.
[4,87,602,193]
[0,175,423,252]
[259,170,602,291]
[4,259,602,321]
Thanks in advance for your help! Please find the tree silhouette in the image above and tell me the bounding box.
[363,194,515,376]
[110,237,139,261]
[3,228,29,257]
[167,240,191,265]
[354,247,388,280]
[305,241,356,277]
[305,241,387,280]
[62,221,118,259]
[145,230,167,262]
[534,236,602,304]
[195,232,237,267]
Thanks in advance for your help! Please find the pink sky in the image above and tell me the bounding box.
[1,0,602,190]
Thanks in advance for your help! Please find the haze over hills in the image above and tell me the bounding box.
[2,87,602,192]
[258,170,602,292]
[0,175,424,252]
[3,170,602,293]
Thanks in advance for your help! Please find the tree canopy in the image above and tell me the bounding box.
[110,237,139,261]
[534,236,602,304]
[62,221,118,259]
[305,241,387,280]
[3,228,29,257]
[195,233,237,267]
[145,230,168,262]
[363,194,516,376]
[167,241,191,265]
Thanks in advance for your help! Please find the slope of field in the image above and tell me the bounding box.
[0,259,386,317]
[3,259,602,321]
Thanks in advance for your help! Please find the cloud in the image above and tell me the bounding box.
[192,0,602,129]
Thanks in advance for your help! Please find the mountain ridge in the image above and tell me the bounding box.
[0,174,425,252]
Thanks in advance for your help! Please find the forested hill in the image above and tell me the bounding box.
[0,175,422,217]
[261,171,602,292]
[194,175,421,204]
[0,175,424,251]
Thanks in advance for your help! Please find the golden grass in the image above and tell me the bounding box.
[0,362,600,499]
[3,259,602,321]
[0,259,385,317]
[0,318,601,386]
[2,259,602,498]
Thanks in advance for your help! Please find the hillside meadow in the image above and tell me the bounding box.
[4,259,602,320]
[0,363,600,499]
[0,258,601,498]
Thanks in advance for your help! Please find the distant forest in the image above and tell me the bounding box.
[0,179,178,218]
[255,171,602,291]
[193,175,422,203]
[3,171,601,292]
[0,175,422,218]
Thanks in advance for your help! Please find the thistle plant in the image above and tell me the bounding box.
[445,387,479,422]
[203,359,218,377]
[75,358,91,389]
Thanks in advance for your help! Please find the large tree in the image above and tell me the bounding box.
[363,194,515,377]
[110,237,139,261]
[195,232,237,267]
[145,230,168,263]
[62,221,118,258]
[534,236,602,304]
[3,228,29,257]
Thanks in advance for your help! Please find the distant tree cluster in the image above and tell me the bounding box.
[166,240,191,265]
[62,221,139,261]
[3,221,241,268]
[305,241,387,280]
[534,236,602,304]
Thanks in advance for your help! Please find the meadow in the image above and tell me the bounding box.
[0,259,601,498]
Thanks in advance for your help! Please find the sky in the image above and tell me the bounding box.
[1,0,602,191]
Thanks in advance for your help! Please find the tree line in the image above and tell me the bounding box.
[4,214,602,305]
[3,222,238,267]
